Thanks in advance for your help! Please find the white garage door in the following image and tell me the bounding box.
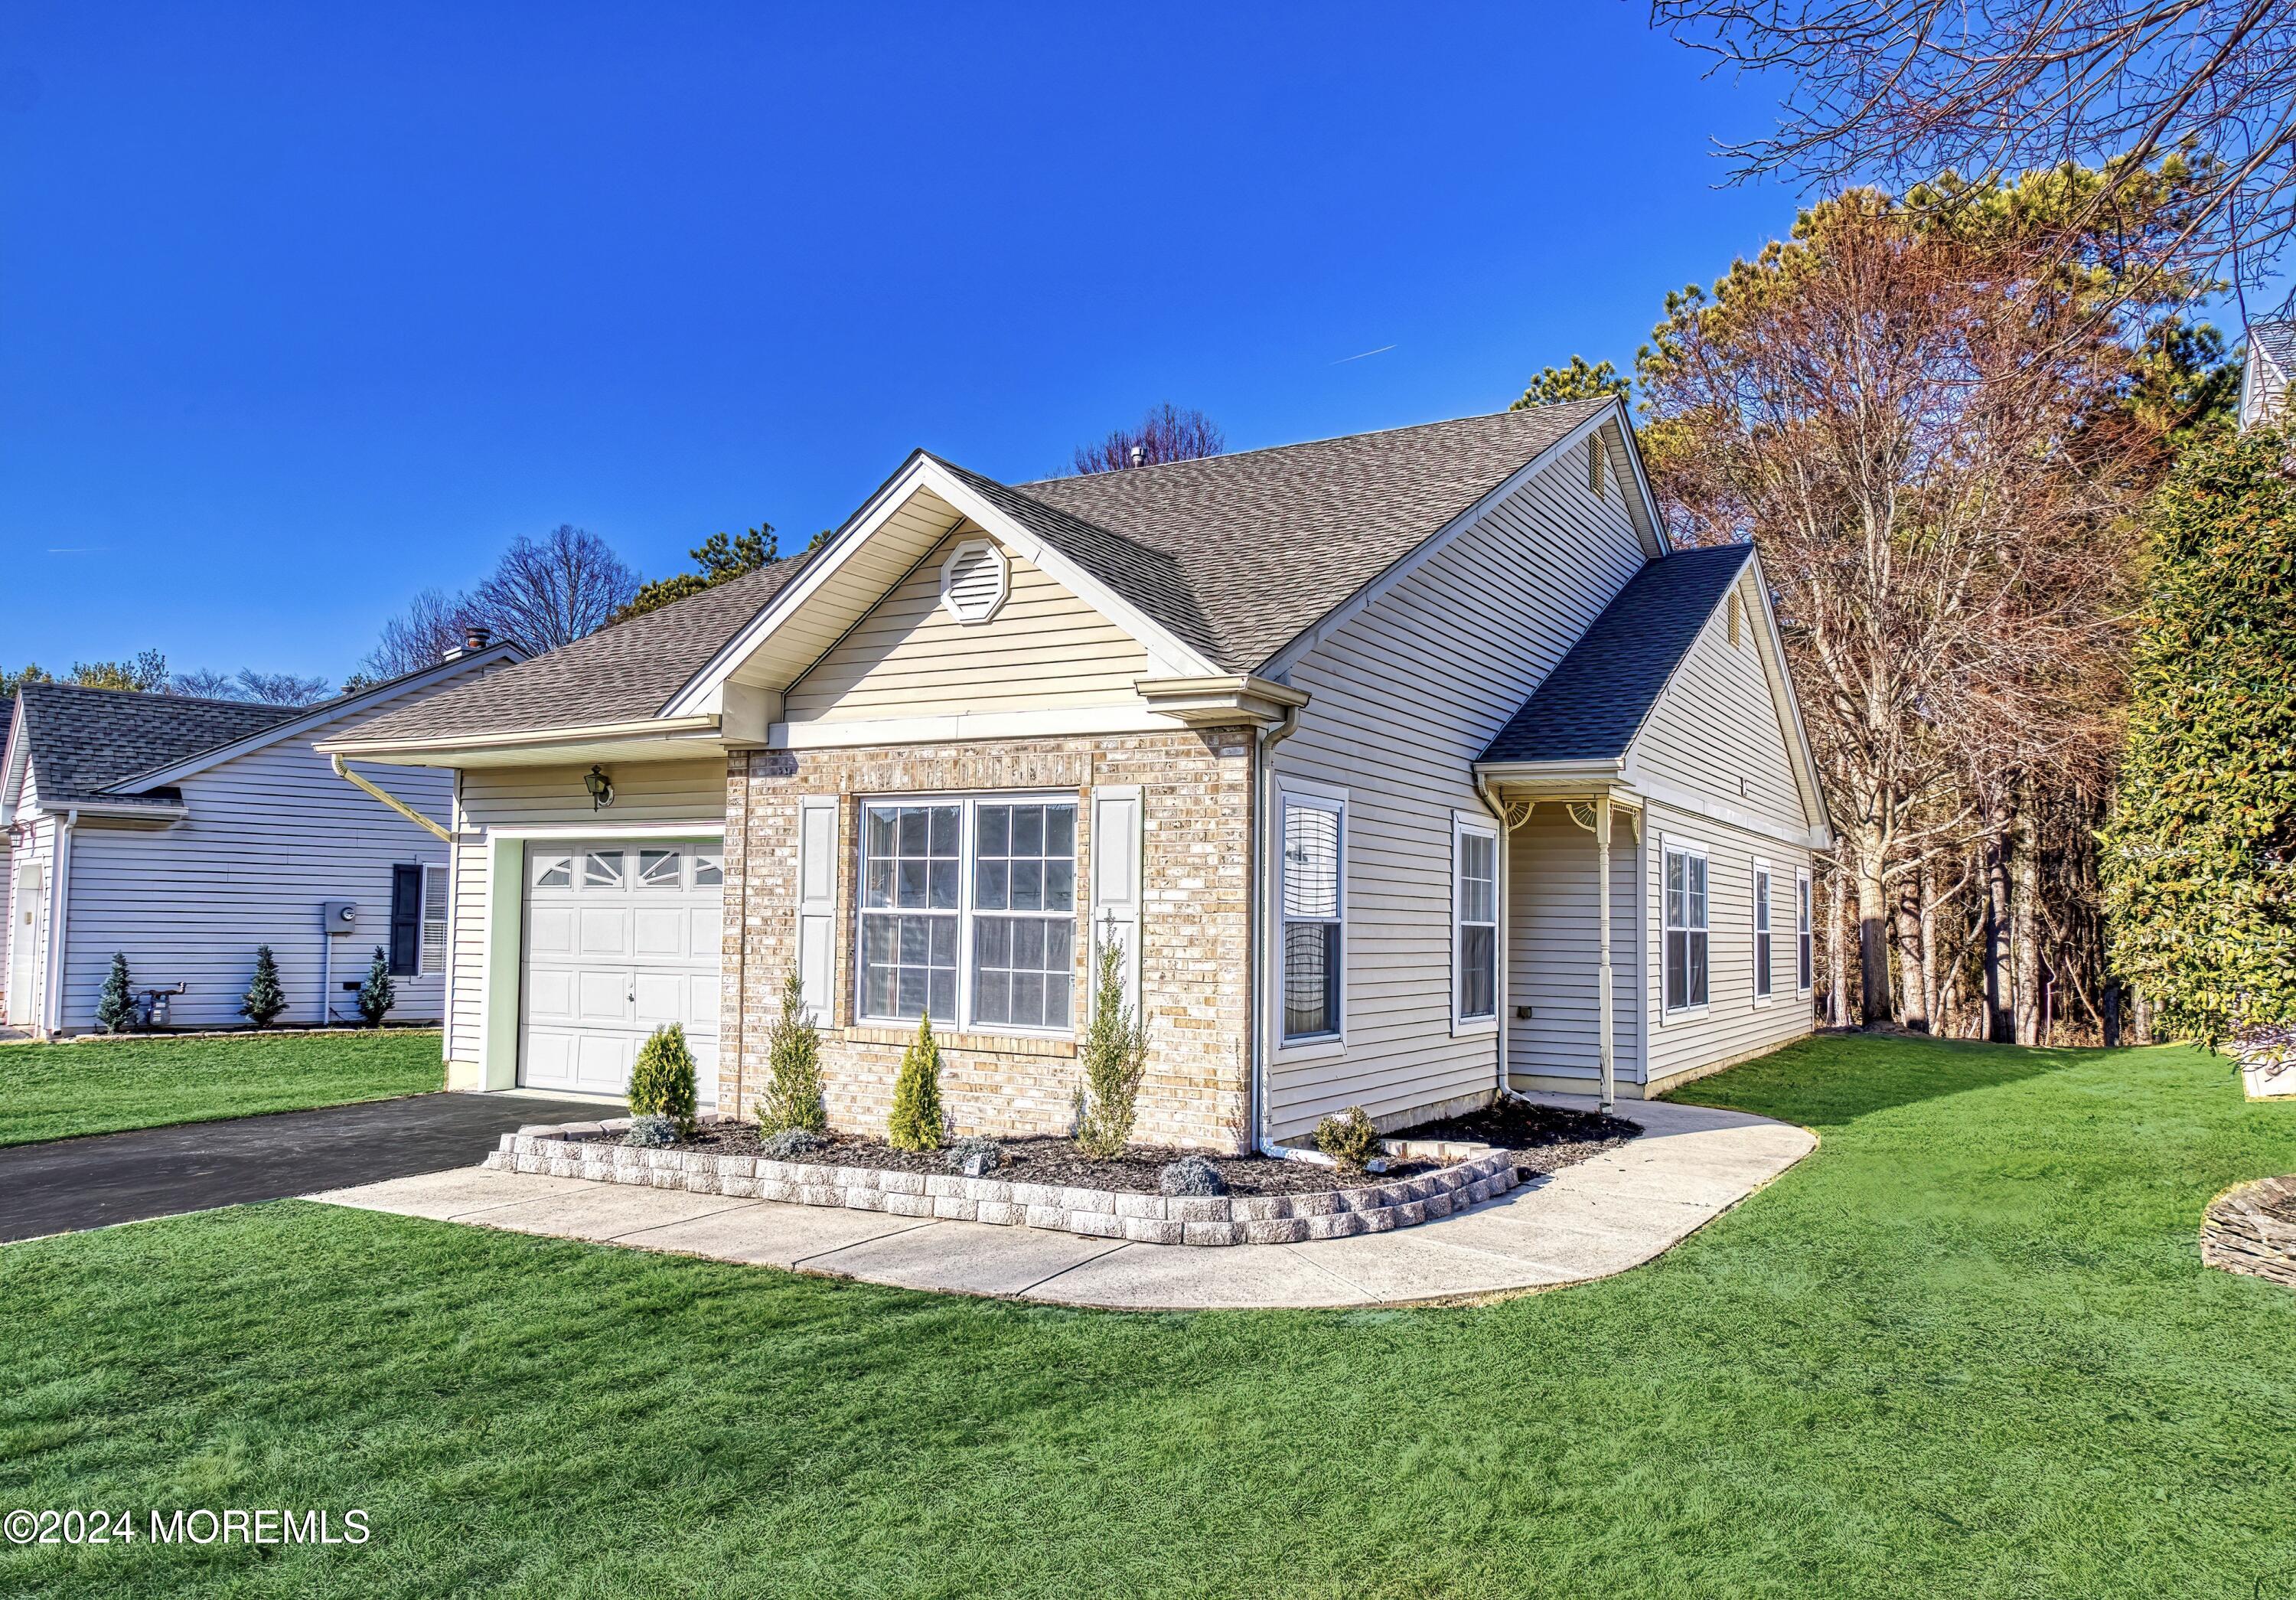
[520,841,722,1104]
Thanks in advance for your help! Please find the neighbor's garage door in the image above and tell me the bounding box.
[520,840,722,1103]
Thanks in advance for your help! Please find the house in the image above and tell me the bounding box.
[2,635,522,1037]
[322,400,1831,1149]
[2241,318,2296,429]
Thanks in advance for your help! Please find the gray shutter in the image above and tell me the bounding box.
[1089,785,1143,1015]
[797,796,838,1025]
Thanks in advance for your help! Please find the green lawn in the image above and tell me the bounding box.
[0,1032,445,1147]
[5,1034,2296,1598]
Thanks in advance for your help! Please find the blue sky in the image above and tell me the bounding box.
[0,4,2252,685]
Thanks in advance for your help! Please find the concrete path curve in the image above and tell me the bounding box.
[311,1096,1814,1309]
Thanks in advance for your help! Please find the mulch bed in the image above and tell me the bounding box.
[582,1096,1639,1198]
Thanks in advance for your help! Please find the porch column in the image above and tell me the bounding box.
[1596,794,1615,1112]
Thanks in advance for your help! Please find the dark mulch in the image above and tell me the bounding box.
[1387,1098,1641,1177]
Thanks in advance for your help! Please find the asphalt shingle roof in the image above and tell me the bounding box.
[2252,318,2296,375]
[12,683,303,802]
[341,557,813,745]
[1479,544,1754,764]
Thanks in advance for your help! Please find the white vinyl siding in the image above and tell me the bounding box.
[446,759,727,1075]
[1630,573,1812,837]
[1503,806,1645,1089]
[1267,442,1648,1136]
[47,679,481,1032]
[783,527,1153,724]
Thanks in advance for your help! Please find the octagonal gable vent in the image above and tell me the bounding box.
[939,537,1009,625]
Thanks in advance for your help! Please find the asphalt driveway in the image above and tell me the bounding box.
[0,1092,617,1243]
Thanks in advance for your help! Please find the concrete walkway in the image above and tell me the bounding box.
[311,1096,1815,1309]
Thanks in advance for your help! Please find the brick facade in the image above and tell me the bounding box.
[719,729,1256,1151]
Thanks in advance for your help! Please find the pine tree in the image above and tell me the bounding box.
[628,1024,700,1134]
[886,1014,944,1151]
[756,968,827,1133]
[356,945,395,1027]
[95,952,136,1033]
[240,945,287,1029]
[1075,932,1147,1158]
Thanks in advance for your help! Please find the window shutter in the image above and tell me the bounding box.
[1089,785,1143,1015]
[796,796,839,1024]
[388,864,422,977]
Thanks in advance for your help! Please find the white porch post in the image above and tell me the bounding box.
[1596,793,1615,1113]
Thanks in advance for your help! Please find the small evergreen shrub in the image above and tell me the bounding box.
[95,952,137,1033]
[622,1114,680,1148]
[947,1135,1003,1177]
[1159,1154,1227,1197]
[1315,1106,1380,1173]
[886,1014,945,1151]
[1075,933,1147,1159]
[758,1126,828,1161]
[356,946,395,1027]
[755,968,827,1134]
[628,1024,700,1135]
[240,945,287,1029]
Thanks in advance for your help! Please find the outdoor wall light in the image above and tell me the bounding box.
[584,765,615,810]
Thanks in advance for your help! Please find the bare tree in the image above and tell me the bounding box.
[1654,1,2296,292]
[1072,404,1226,475]
[468,525,640,652]
[356,586,481,683]
[169,668,331,704]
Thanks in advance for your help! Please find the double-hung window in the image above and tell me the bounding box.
[1454,818,1498,1024]
[1752,862,1774,1001]
[857,797,1077,1033]
[1280,791,1345,1043]
[1664,843,1709,1013]
[1796,870,1814,992]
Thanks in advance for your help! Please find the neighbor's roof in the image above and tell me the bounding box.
[11,682,303,804]
[340,557,814,745]
[997,402,1616,671]
[335,402,1626,748]
[2252,319,2296,376]
[1479,544,1755,765]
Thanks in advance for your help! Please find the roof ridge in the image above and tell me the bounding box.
[20,680,310,714]
[1013,400,1616,488]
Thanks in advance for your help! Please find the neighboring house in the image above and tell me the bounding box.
[0,694,11,1022]
[324,400,1831,1149]
[2240,318,2296,429]
[2,637,522,1037]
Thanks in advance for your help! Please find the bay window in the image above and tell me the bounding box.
[1280,790,1345,1043]
[1664,842,1708,1013]
[857,796,1078,1033]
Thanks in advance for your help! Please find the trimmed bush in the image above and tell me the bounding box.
[1075,933,1147,1159]
[759,1127,828,1161]
[356,946,395,1027]
[622,1114,680,1148]
[886,1015,944,1151]
[95,952,136,1033]
[628,1024,700,1135]
[755,968,827,1134]
[240,945,288,1029]
[1315,1106,1380,1174]
[947,1135,1003,1177]
[1159,1155,1227,1197]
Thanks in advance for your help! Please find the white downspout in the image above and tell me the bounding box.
[1251,701,1332,1166]
[42,809,75,1037]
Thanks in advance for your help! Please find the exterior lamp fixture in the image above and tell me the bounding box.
[584,765,615,811]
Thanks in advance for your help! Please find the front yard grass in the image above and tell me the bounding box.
[5,1033,2296,1597]
[0,1031,444,1147]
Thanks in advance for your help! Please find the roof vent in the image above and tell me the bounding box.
[939,537,1009,625]
[465,625,492,651]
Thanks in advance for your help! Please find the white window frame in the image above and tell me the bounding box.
[1662,838,1711,1020]
[851,790,1081,1039]
[419,863,450,976]
[1751,857,1776,1006]
[1275,782,1347,1057]
[1452,812,1499,1033]
[1795,867,1814,994]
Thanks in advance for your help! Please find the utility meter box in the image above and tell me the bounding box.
[321,900,358,935]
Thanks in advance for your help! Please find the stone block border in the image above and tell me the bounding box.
[482,1118,1521,1246]
[2202,1174,2296,1288]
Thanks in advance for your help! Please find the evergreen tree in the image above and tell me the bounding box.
[628,1024,701,1134]
[356,945,396,1027]
[240,945,287,1029]
[755,968,827,1134]
[2103,422,2296,1047]
[1508,354,1629,409]
[1075,932,1147,1158]
[886,1014,944,1151]
[95,952,137,1033]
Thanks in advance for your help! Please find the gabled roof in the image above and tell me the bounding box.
[2252,319,2296,377]
[1479,544,1755,764]
[340,557,813,746]
[9,683,302,805]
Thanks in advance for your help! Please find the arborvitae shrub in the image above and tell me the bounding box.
[886,1015,944,1151]
[628,1024,700,1135]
